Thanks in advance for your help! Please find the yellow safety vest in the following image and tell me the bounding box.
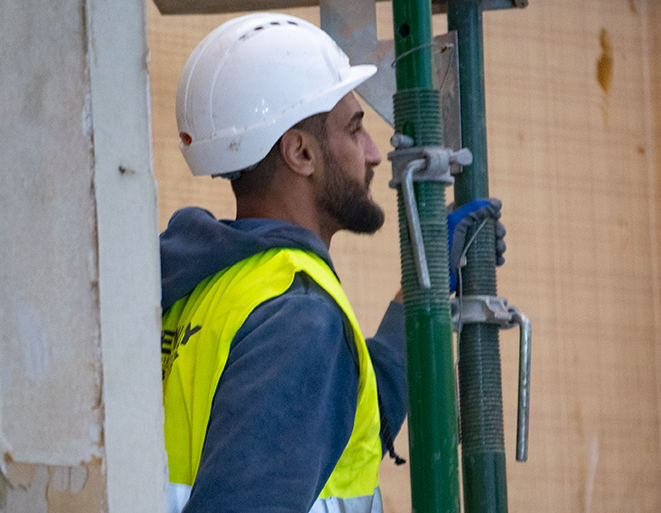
[161,248,382,510]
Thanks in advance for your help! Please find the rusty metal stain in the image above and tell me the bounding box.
[597,29,613,95]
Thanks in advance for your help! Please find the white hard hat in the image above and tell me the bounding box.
[176,13,377,177]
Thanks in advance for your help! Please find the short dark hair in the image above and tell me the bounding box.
[292,111,329,150]
[230,111,329,198]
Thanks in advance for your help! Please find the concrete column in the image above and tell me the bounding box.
[0,0,166,511]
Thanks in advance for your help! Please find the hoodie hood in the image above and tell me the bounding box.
[160,207,335,312]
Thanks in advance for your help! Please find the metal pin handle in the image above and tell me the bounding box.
[402,159,431,289]
[512,310,531,462]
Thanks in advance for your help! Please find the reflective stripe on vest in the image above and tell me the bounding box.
[310,487,383,513]
[165,484,382,513]
[161,248,382,507]
[166,483,191,513]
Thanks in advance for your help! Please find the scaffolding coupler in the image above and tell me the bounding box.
[451,294,531,462]
[388,134,472,289]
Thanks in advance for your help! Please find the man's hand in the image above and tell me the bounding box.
[447,198,506,293]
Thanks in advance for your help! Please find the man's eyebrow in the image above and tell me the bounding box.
[347,110,365,128]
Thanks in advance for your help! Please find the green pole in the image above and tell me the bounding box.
[447,1,509,512]
[391,0,461,512]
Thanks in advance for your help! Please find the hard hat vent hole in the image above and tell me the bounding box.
[180,132,192,146]
[270,22,280,25]
[255,26,264,31]
[288,21,297,25]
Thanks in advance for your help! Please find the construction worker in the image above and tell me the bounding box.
[159,12,504,513]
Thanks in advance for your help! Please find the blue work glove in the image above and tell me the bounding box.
[447,198,506,293]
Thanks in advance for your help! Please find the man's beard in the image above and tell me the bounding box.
[317,147,385,234]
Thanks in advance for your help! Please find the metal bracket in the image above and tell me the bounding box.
[432,0,529,13]
[320,1,461,125]
[388,137,472,288]
[153,0,529,16]
[452,295,532,462]
[451,294,517,330]
[389,136,473,186]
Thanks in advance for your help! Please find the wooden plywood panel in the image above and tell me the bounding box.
[483,1,661,511]
[0,463,105,513]
[147,0,660,511]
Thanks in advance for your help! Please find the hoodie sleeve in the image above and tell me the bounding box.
[183,277,358,513]
[366,301,408,444]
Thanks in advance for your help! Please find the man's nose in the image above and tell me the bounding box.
[364,132,382,167]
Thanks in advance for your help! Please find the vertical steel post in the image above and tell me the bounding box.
[391,0,461,511]
[447,1,509,512]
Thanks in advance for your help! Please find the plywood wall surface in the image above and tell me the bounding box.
[0,463,105,513]
[483,2,660,511]
[147,1,660,511]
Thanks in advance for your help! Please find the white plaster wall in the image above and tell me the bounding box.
[0,0,167,510]
[87,0,168,509]
[0,0,103,466]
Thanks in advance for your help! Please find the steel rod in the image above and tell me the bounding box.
[448,1,509,511]
[391,0,461,511]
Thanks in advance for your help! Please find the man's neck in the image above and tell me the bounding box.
[235,197,337,248]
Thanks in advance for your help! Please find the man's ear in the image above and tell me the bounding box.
[279,129,320,178]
